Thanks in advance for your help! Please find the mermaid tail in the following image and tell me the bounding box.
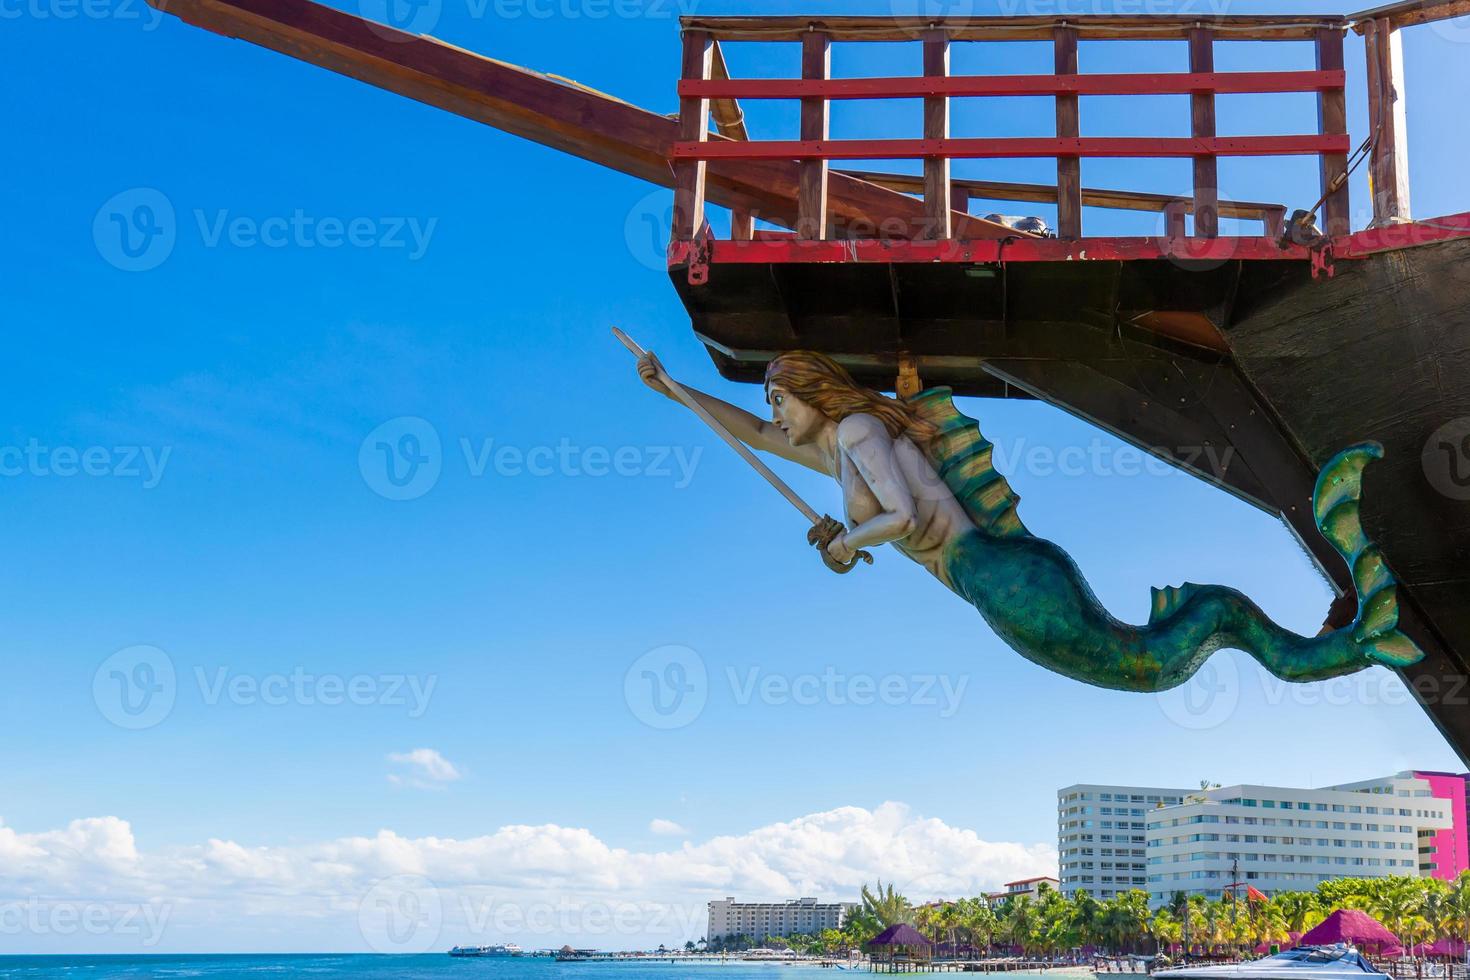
[1311,442,1423,669]
[915,388,1425,693]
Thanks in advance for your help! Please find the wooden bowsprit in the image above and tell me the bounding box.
[612,327,873,574]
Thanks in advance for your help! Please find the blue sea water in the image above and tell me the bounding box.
[0,956,850,979]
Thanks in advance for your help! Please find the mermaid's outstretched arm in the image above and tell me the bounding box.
[635,352,828,473]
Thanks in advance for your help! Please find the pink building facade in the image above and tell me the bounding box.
[1413,771,1470,880]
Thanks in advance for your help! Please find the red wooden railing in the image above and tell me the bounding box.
[668,2,1466,258]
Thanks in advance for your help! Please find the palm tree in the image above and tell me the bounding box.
[1006,895,1038,954]
[1275,892,1321,938]
[964,898,999,955]
[861,880,914,927]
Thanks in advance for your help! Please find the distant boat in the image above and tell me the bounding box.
[448,944,522,957]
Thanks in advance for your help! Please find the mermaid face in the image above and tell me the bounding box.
[768,385,825,446]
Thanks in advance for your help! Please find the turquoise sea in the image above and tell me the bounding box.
[0,956,856,979]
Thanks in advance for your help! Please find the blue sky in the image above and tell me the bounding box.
[4,0,1470,955]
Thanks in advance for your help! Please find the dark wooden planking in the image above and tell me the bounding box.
[1315,28,1352,237]
[1364,18,1412,224]
[1054,26,1082,241]
[1229,237,1470,762]
[144,0,1019,242]
[1189,29,1220,239]
[682,14,1348,42]
[921,30,951,241]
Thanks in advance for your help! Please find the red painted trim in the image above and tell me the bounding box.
[1337,212,1470,257]
[672,135,1350,161]
[670,236,1312,265]
[680,69,1344,100]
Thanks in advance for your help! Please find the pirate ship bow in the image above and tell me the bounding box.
[144,0,1470,759]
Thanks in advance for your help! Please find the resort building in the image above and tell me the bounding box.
[985,876,1062,905]
[1058,783,1189,900]
[1059,772,1467,906]
[1145,773,1454,904]
[706,897,854,942]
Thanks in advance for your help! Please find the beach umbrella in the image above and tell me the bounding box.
[1298,909,1403,957]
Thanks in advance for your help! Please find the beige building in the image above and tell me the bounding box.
[986,876,1062,904]
[706,897,854,942]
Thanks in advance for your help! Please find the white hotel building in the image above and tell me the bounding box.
[707,897,854,942]
[1059,784,1188,900]
[1059,774,1454,906]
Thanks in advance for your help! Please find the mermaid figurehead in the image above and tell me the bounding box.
[630,336,1425,695]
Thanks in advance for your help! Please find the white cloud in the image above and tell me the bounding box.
[648,819,688,837]
[0,803,1054,954]
[387,748,461,788]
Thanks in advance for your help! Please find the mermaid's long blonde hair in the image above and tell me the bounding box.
[764,351,938,448]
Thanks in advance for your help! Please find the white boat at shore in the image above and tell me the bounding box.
[1153,946,1388,980]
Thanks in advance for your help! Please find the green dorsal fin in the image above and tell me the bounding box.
[909,387,1030,539]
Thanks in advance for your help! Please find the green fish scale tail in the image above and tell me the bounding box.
[911,389,1427,693]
